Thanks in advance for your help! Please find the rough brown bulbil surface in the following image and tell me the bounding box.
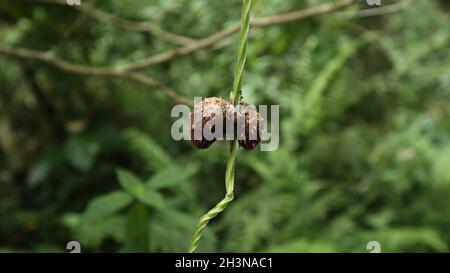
[189,97,263,150]
[190,97,228,149]
[236,102,263,150]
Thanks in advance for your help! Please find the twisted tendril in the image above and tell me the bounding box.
[188,0,252,253]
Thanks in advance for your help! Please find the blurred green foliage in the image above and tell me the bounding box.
[0,0,449,252]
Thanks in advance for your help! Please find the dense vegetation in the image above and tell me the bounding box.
[0,0,449,252]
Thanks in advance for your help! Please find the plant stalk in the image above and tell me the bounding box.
[188,0,252,253]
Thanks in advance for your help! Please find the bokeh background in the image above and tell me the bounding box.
[0,0,449,252]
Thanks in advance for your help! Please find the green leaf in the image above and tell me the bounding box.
[117,169,145,196]
[136,190,165,209]
[125,203,150,252]
[83,191,132,223]
[359,228,448,252]
[117,169,165,209]
[298,35,374,133]
[124,129,172,171]
[78,216,126,247]
[146,165,198,190]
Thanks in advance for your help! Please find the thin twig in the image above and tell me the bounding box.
[0,44,190,105]
[22,0,195,46]
[6,0,355,75]
[7,0,355,73]
[74,5,196,46]
[122,0,356,72]
[0,0,356,106]
[252,0,354,26]
[335,0,412,19]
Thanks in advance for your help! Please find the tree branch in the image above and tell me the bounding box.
[121,0,356,72]
[252,0,354,26]
[11,0,356,74]
[0,44,191,105]
[74,5,196,46]
[1,0,358,106]
[23,0,196,46]
[335,0,412,19]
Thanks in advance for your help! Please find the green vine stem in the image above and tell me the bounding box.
[188,0,252,253]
